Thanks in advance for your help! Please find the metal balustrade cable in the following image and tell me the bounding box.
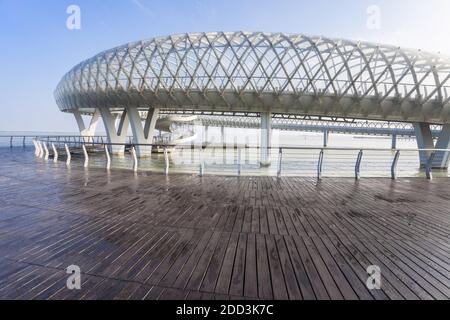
[19,135,450,180]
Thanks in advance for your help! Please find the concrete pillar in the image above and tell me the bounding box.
[99,108,129,154]
[73,109,100,142]
[391,134,397,150]
[414,123,435,167]
[260,111,272,167]
[127,106,159,157]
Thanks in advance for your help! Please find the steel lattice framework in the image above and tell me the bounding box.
[55,32,450,124]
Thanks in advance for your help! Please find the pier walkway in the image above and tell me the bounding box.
[0,148,449,300]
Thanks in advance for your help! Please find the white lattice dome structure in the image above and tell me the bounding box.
[55,31,450,124]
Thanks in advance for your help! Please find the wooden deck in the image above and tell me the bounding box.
[0,148,449,300]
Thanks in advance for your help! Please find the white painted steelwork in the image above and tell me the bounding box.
[55,32,450,124]
[53,32,450,167]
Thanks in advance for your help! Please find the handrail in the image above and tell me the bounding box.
[355,150,363,180]
[1,134,137,149]
[28,138,450,153]
[391,150,401,180]
[105,145,111,170]
[4,132,450,153]
[317,149,324,180]
[65,144,71,165]
[32,139,177,148]
[29,137,450,180]
[425,152,436,180]
[277,148,283,178]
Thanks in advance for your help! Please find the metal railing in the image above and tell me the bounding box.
[31,139,175,173]
[0,134,167,148]
[0,135,110,148]
[30,137,450,180]
[0,135,42,148]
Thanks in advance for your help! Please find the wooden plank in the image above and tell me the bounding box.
[255,233,273,299]
[199,232,232,293]
[274,235,302,299]
[229,233,247,296]
[185,231,222,291]
[244,233,258,298]
[265,234,288,300]
[1,148,450,300]
[215,233,239,295]
[283,236,316,300]
[172,231,214,289]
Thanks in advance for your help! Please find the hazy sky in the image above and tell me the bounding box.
[1,0,450,132]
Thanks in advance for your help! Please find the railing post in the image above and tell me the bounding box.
[82,144,89,168]
[391,150,400,180]
[277,147,283,178]
[355,150,363,180]
[199,147,204,177]
[52,143,58,163]
[425,152,435,180]
[245,137,250,164]
[131,146,138,172]
[164,147,169,175]
[23,136,26,148]
[105,144,111,170]
[38,141,44,158]
[237,148,242,176]
[317,149,324,180]
[43,142,49,160]
[10,136,13,148]
[65,144,71,165]
[32,140,37,156]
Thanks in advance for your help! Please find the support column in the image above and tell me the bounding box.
[204,125,209,144]
[127,106,159,157]
[414,123,434,167]
[391,134,397,150]
[433,124,450,169]
[73,109,100,142]
[99,108,129,155]
[260,112,272,167]
[414,123,450,169]
[323,130,329,147]
[220,126,225,145]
